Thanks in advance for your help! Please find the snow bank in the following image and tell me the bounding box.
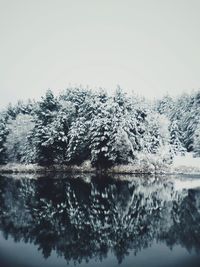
[171,152,200,174]
[0,161,95,174]
[1,153,200,176]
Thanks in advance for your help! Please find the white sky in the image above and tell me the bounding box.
[1,0,200,107]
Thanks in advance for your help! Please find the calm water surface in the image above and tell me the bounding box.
[0,174,200,267]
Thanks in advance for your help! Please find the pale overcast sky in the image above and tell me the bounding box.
[1,0,200,107]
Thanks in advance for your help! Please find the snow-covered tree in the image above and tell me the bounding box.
[60,88,94,164]
[2,86,200,167]
[6,103,17,119]
[171,91,200,152]
[30,90,61,165]
[89,101,114,168]
[89,90,148,167]
[193,123,200,157]
[66,117,90,164]
[60,87,93,117]
[108,121,134,165]
[169,120,185,155]
[143,113,171,163]
[6,114,35,163]
[108,90,145,164]
[43,103,76,163]
[0,118,9,164]
[157,95,174,117]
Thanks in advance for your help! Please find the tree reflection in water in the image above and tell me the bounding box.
[0,174,200,264]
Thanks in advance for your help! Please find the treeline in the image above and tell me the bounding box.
[0,87,199,168]
[157,91,200,156]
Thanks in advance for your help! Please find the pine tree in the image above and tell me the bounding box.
[157,95,174,117]
[6,114,35,163]
[1,86,195,167]
[144,113,170,154]
[193,123,200,157]
[89,90,147,168]
[60,87,93,117]
[30,90,61,165]
[168,91,200,152]
[108,119,134,165]
[0,118,9,164]
[6,103,17,119]
[89,100,114,169]
[66,117,90,165]
[169,120,185,155]
[108,89,142,164]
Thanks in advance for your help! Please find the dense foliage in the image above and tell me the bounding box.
[0,87,200,167]
[156,91,200,155]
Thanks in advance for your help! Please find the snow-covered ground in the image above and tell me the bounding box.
[173,153,200,168]
[171,153,200,175]
[0,153,200,176]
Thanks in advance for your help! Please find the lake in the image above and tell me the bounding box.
[0,174,200,267]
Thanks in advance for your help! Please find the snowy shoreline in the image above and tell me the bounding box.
[1,154,200,176]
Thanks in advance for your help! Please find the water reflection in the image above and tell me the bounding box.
[0,174,200,266]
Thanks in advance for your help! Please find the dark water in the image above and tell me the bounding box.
[0,174,200,267]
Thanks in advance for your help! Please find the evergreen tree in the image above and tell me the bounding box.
[2,86,198,168]
[181,92,200,151]
[157,95,174,117]
[193,123,200,157]
[89,101,114,169]
[108,89,144,164]
[108,119,134,165]
[66,117,90,165]
[30,90,61,165]
[43,104,75,164]
[89,90,147,167]
[144,113,170,154]
[0,118,9,164]
[169,120,185,155]
[6,114,35,163]
[60,87,93,117]
[60,88,94,164]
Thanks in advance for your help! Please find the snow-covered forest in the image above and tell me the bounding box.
[0,87,200,170]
